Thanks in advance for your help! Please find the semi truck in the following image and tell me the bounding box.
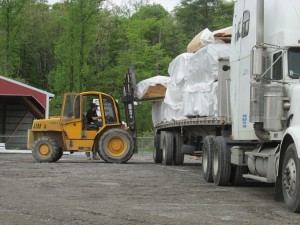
[151,0,300,212]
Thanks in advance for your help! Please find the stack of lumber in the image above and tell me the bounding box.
[187,27,232,53]
[213,27,232,43]
[140,84,167,100]
[135,76,170,101]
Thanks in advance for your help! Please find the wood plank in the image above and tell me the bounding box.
[141,84,166,99]
[20,96,44,119]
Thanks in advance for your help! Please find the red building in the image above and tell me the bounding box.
[0,75,54,149]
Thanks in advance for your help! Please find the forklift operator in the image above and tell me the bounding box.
[86,103,102,128]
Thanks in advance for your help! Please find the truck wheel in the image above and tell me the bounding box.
[98,128,134,164]
[153,134,163,163]
[32,136,60,163]
[230,165,248,186]
[212,136,231,186]
[162,132,174,165]
[174,134,184,166]
[282,144,300,212]
[202,135,215,182]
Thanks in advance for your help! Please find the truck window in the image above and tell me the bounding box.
[241,11,250,38]
[273,52,283,80]
[288,48,300,79]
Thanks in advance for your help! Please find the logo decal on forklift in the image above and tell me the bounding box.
[242,114,247,128]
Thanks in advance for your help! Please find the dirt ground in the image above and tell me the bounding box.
[0,153,300,225]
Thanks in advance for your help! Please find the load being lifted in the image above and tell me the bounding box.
[28,68,137,164]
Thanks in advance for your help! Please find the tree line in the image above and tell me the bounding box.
[0,0,234,134]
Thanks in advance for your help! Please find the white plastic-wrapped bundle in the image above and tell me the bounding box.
[136,76,170,99]
[164,82,185,110]
[181,44,230,118]
[152,101,164,125]
[185,43,231,92]
[168,53,193,84]
[151,43,230,125]
[152,101,184,125]
[182,91,215,117]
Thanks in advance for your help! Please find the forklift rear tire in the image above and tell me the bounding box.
[32,136,60,163]
[162,132,174,166]
[202,135,215,182]
[98,128,134,164]
[153,134,163,163]
[174,134,184,166]
[212,136,231,186]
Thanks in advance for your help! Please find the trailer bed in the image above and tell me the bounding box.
[155,116,230,129]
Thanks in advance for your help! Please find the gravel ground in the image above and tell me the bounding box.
[0,153,300,225]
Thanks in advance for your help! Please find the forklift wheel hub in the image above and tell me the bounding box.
[107,137,127,157]
[39,144,50,156]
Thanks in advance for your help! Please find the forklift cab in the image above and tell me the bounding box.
[60,92,120,141]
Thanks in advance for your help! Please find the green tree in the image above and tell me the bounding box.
[18,0,55,90]
[49,0,103,94]
[0,0,27,77]
[174,0,223,38]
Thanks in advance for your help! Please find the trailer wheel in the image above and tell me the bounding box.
[162,132,174,165]
[98,128,134,164]
[174,134,184,166]
[202,136,215,182]
[230,165,248,186]
[282,144,300,212]
[212,136,231,186]
[32,136,60,163]
[153,134,162,163]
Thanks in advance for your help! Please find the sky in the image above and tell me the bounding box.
[47,0,181,11]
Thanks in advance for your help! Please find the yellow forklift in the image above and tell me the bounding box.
[27,68,137,163]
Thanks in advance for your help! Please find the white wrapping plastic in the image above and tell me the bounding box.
[213,81,219,116]
[164,82,185,110]
[185,43,231,92]
[168,53,193,84]
[152,43,230,125]
[136,76,170,99]
[200,28,215,46]
[152,101,184,126]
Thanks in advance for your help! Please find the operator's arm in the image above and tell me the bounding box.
[92,115,101,120]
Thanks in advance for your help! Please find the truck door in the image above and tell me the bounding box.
[61,93,82,139]
[231,0,262,140]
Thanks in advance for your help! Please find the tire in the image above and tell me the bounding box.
[162,132,174,166]
[54,150,63,162]
[230,165,248,186]
[98,128,134,164]
[212,136,231,186]
[153,134,163,163]
[202,135,215,182]
[282,144,300,212]
[32,136,60,163]
[174,134,184,166]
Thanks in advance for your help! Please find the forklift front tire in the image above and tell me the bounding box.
[32,136,60,163]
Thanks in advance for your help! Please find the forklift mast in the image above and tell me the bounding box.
[122,65,137,152]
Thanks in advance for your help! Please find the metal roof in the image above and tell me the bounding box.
[0,75,54,109]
